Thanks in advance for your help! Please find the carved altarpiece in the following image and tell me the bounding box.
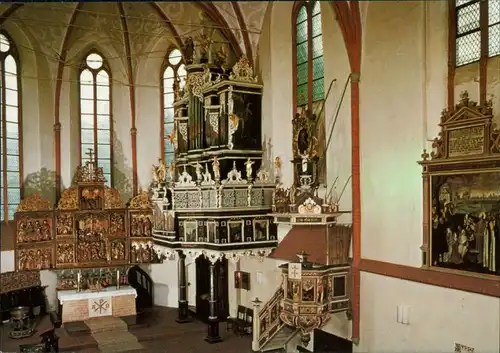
[14,159,159,271]
[419,92,500,277]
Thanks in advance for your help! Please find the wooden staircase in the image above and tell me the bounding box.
[127,266,153,313]
[253,286,299,352]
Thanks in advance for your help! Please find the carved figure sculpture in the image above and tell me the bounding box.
[212,156,220,182]
[183,36,194,64]
[195,162,203,182]
[245,158,255,181]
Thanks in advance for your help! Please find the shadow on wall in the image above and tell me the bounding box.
[112,132,133,201]
[23,168,65,205]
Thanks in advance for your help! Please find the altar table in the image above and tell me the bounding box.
[57,286,137,323]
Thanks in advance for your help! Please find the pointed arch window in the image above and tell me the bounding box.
[294,1,324,108]
[162,48,186,166]
[0,32,22,221]
[79,52,112,186]
[293,1,326,182]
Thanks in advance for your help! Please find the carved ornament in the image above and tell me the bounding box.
[104,186,125,209]
[57,187,79,210]
[421,91,495,161]
[16,193,53,212]
[229,56,258,83]
[129,191,152,210]
[0,271,41,294]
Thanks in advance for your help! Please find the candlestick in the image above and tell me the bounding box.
[77,272,81,293]
[116,270,121,289]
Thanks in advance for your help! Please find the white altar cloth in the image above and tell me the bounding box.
[57,286,137,304]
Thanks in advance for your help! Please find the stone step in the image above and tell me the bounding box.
[93,329,143,353]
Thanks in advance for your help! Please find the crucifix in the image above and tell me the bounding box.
[85,148,95,163]
[288,262,302,280]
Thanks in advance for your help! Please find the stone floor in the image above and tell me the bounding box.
[0,307,254,353]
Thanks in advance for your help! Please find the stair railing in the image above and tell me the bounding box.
[253,285,285,350]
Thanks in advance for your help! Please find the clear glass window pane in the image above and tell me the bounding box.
[81,129,94,144]
[96,100,110,115]
[312,78,325,102]
[4,55,18,90]
[87,53,103,70]
[297,84,308,107]
[80,70,94,85]
[5,88,18,106]
[296,62,308,86]
[97,115,110,130]
[6,122,18,138]
[0,34,10,52]
[489,0,500,25]
[168,49,182,66]
[296,42,308,65]
[457,2,480,35]
[313,56,324,80]
[456,30,481,65]
[81,144,94,157]
[6,154,19,171]
[312,14,322,37]
[97,129,110,144]
[7,187,20,205]
[6,172,20,188]
[97,144,111,159]
[297,5,307,24]
[164,67,174,94]
[98,159,112,175]
[96,70,109,86]
[5,105,18,122]
[81,114,94,129]
[97,84,109,99]
[312,36,323,59]
[6,138,19,155]
[80,99,94,114]
[296,20,308,44]
[490,23,500,57]
[165,153,175,166]
[164,93,174,108]
[164,107,174,124]
[164,123,174,137]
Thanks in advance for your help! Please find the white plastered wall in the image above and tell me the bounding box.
[357,2,500,352]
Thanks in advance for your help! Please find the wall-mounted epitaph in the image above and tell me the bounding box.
[14,153,163,271]
[419,92,500,278]
[447,126,485,158]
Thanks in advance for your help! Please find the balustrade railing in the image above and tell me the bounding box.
[253,286,285,350]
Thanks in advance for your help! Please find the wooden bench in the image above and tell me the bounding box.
[227,305,253,336]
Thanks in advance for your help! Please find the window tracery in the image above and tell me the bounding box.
[0,32,22,221]
[79,52,112,186]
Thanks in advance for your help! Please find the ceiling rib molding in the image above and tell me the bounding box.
[231,2,253,67]
[54,2,84,198]
[117,2,139,196]
[196,2,243,58]
[0,3,24,26]
[149,2,183,49]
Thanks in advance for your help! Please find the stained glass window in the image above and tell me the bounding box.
[162,48,186,166]
[294,1,325,108]
[456,0,500,66]
[79,52,112,186]
[0,32,21,221]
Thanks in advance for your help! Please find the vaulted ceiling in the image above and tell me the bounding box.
[0,2,269,69]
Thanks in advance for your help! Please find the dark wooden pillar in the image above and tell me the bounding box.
[205,260,222,343]
[176,250,191,323]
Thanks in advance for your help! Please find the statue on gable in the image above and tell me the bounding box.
[182,36,195,65]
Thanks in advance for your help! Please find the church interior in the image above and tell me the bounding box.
[1,1,500,352]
